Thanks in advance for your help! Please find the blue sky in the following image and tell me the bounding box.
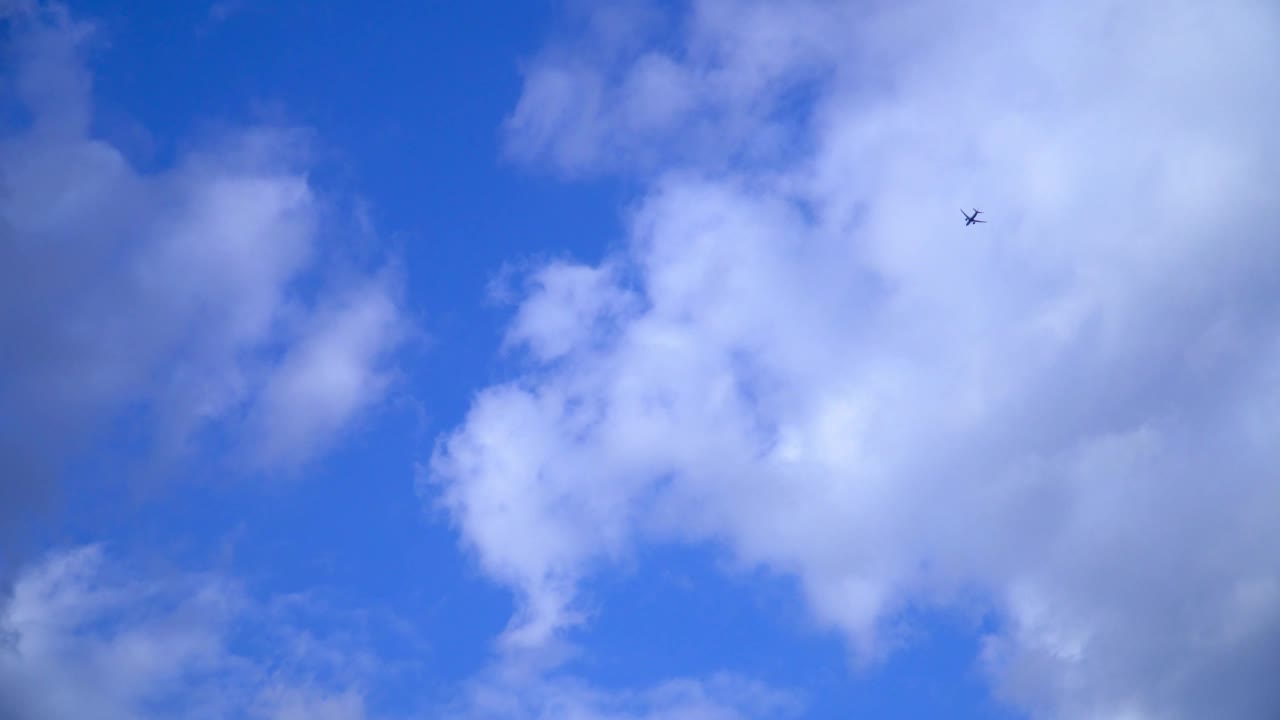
[2,2,1279,719]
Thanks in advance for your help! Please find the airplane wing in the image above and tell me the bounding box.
[974,219,987,223]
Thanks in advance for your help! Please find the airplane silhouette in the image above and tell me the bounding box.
[963,208,986,226]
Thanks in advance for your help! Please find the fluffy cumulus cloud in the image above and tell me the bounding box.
[0,2,406,522]
[0,545,375,720]
[434,0,1280,717]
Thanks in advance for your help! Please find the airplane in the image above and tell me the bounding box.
[963,208,986,226]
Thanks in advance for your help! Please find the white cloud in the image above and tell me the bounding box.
[505,261,639,363]
[435,0,1280,717]
[503,0,846,177]
[250,273,406,469]
[453,669,800,720]
[0,546,794,720]
[0,545,375,720]
[0,4,407,511]
[255,687,369,720]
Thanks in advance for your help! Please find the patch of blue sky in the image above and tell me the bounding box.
[567,542,1021,719]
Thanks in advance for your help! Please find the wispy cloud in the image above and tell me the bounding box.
[0,545,378,720]
[0,4,407,530]
[436,0,1280,716]
[1,543,796,720]
[450,665,801,720]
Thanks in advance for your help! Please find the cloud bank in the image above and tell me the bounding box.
[0,3,406,533]
[434,0,1280,717]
